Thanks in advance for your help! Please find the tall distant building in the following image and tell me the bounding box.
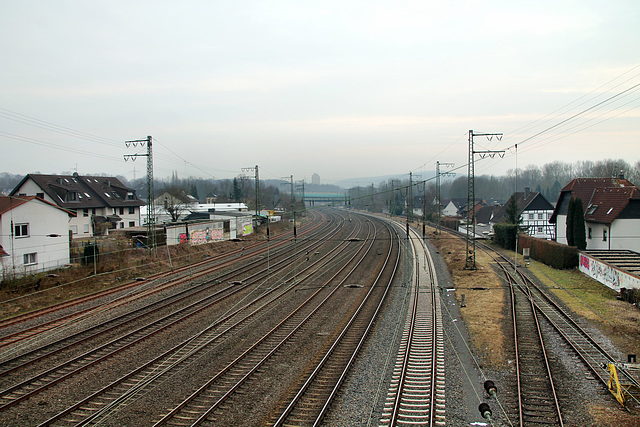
[312,173,320,185]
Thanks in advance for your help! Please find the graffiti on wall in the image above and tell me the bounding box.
[580,254,621,291]
[242,222,253,236]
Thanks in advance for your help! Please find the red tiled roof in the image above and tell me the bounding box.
[0,195,35,215]
[550,177,639,223]
[562,178,635,207]
[0,196,77,217]
[584,187,640,224]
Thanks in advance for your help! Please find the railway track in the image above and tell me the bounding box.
[0,208,368,424]
[495,259,563,426]
[476,239,640,422]
[150,213,394,426]
[0,210,324,351]
[378,221,445,426]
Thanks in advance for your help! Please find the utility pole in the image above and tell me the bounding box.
[296,179,306,210]
[466,130,504,269]
[125,135,155,253]
[242,165,260,218]
[408,172,413,223]
[436,161,455,235]
[281,175,295,212]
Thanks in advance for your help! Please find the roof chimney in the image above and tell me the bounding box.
[524,187,530,198]
[619,171,625,180]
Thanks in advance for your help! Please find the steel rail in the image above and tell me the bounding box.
[37,210,367,425]
[153,214,384,426]
[1,210,347,416]
[272,218,398,427]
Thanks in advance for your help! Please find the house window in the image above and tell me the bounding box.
[119,222,124,228]
[14,223,29,238]
[66,192,78,202]
[23,253,37,265]
[528,213,534,220]
[603,229,607,242]
[588,228,592,239]
[83,209,89,217]
[36,192,44,199]
[129,206,135,214]
[70,225,78,234]
[84,224,90,233]
[129,221,135,227]
[538,227,544,233]
[119,207,124,215]
[538,213,544,220]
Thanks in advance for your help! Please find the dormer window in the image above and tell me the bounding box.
[126,192,135,200]
[586,205,598,215]
[66,192,78,202]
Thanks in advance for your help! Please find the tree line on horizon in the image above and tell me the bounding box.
[1,158,638,212]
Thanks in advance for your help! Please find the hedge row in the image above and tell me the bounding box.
[493,223,518,251]
[518,234,579,269]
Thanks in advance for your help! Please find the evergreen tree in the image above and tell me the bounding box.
[232,178,242,201]
[505,196,521,224]
[566,198,575,246]
[572,197,587,250]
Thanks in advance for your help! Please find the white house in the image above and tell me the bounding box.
[492,188,555,240]
[0,196,75,278]
[11,173,144,238]
[550,176,640,251]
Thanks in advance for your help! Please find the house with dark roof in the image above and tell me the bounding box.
[10,173,144,237]
[492,187,555,240]
[549,176,640,251]
[0,196,75,277]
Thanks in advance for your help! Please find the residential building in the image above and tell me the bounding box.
[0,196,75,277]
[10,173,144,237]
[550,176,640,251]
[493,187,555,239]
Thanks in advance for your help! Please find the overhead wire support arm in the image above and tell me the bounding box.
[124,135,156,253]
[466,130,504,270]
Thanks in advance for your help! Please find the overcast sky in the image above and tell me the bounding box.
[1,1,639,185]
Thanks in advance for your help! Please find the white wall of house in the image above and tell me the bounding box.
[555,214,568,245]
[107,206,141,230]
[586,220,640,252]
[521,209,554,240]
[0,200,71,277]
[442,201,459,217]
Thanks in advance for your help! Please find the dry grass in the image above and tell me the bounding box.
[426,226,507,368]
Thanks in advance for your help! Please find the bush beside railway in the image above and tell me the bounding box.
[517,234,579,269]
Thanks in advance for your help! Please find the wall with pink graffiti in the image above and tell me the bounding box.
[579,253,640,291]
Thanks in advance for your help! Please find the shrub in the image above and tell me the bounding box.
[493,223,519,251]
[82,242,99,266]
[519,235,579,269]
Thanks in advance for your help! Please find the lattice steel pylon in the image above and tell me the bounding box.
[125,135,155,252]
[465,130,503,269]
[242,165,260,217]
[436,161,455,235]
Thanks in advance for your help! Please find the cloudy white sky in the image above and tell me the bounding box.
[1,0,639,185]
